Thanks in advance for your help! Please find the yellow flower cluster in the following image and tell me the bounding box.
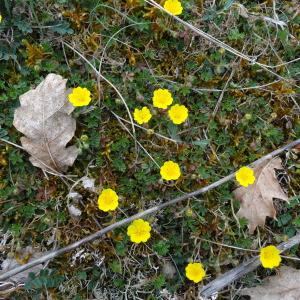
[259,245,281,269]
[185,262,206,283]
[98,188,119,212]
[168,104,189,124]
[68,87,92,107]
[152,89,189,124]
[0,14,2,23]
[127,219,151,243]
[160,160,181,181]
[164,0,183,16]
[235,166,255,187]
[133,107,152,125]
[133,88,189,126]
[153,88,173,109]
[98,188,151,243]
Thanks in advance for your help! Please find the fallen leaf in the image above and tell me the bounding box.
[0,247,44,298]
[13,74,78,172]
[241,266,300,300]
[234,158,288,233]
[0,247,43,283]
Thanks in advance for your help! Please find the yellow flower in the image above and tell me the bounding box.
[160,160,181,180]
[68,87,92,107]
[98,188,119,212]
[0,15,2,23]
[259,245,281,269]
[133,107,152,124]
[168,104,189,124]
[127,219,151,243]
[164,0,183,16]
[152,88,173,109]
[185,262,206,283]
[235,166,255,187]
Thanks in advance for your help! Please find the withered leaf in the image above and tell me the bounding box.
[0,247,44,298]
[241,266,300,300]
[234,158,288,233]
[0,247,43,283]
[13,74,78,172]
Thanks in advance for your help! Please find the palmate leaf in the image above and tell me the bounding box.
[13,73,78,172]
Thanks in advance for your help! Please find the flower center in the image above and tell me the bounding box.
[103,196,112,204]
[263,251,275,260]
[134,228,147,236]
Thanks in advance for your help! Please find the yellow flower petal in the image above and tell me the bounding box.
[152,89,173,109]
[259,245,281,269]
[68,87,92,107]
[160,160,181,180]
[164,0,183,16]
[235,166,255,187]
[185,262,206,283]
[168,104,189,124]
[127,219,151,244]
[98,188,119,212]
[133,107,152,124]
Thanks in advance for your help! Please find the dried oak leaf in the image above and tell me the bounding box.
[0,247,44,298]
[13,74,78,172]
[241,266,300,300]
[234,158,288,233]
[0,247,43,283]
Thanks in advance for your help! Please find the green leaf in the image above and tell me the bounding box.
[109,260,122,274]
[152,274,166,290]
[223,0,235,10]
[153,241,170,256]
[14,20,32,33]
[76,271,87,280]
[192,139,209,149]
[49,21,73,35]
[112,158,127,172]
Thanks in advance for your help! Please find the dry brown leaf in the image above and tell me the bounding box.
[234,158,288,233]
[241,266,300,300]
[0,247,44,298]
[13,74,78,172]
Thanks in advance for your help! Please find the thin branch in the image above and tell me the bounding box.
[0,138,299,281]
[199,232,300,299]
